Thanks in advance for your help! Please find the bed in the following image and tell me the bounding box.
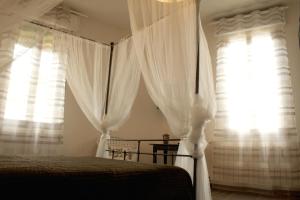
[0,155,193,200]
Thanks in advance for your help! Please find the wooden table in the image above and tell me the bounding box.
[149,143,179,165]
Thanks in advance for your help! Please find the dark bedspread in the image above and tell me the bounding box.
[0,156,193,200]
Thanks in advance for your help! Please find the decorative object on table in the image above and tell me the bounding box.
[163,133,170,144]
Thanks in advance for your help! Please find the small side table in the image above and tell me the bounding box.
[149,143,179,165]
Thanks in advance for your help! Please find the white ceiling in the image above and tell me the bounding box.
[64,0,287,30]
[64,0,130,30]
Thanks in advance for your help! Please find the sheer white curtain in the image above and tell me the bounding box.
[0,6,80,156]
[0,0,62,34]
[59,33,110,144]
[68,37,110,131]
[0,0,63,73]
[59,34,141,158]
[98,38,141,157]
[0,23,65,155]
[127,1,216,200]
[0,23,48,74]
[212,7,300,190]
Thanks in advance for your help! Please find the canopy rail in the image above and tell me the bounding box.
[28,20,111,46]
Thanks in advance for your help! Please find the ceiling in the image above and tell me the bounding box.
[64,0,130,30]
[64,0,287,30]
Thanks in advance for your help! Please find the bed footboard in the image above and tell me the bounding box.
[105,138,198,200]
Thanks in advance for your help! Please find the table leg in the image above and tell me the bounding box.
[171,152,174,165]
[153,146,157,164]
[163,149,168,164]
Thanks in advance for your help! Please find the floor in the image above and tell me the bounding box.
[212,189,299,200]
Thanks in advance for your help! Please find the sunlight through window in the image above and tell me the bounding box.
[4,42,62,124]
[223,33,281,134]
[33,48,58,123]
[4,44,33,121]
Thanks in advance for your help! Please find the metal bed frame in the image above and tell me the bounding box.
[106,138,198,200]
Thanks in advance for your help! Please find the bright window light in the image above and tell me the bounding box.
[4,42,61,124]
[33,49,59,123]
[223,33,281,134]
[4,44,33,121]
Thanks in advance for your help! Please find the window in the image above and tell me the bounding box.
[220,32,281,134]
[215,28,296,138]
[0,25,65,143]
[212,7,298,189]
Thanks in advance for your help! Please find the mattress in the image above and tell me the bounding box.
[0,155,193,200]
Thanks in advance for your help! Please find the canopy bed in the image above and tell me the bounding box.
[0,0,216,200]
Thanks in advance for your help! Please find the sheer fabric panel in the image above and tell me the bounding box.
[128,1,216,200]
[212,7,300,190]
[0,25,48,74]
[0,0,62,34]
[60,34,110,132]
[59,34,110,157]
[0,6,76,156]
[96,38,141,157]
[0,24,65,155]
[128,0,197,139]
[101,38,141,133]
[0,1,69,74]
[59,34,141,157]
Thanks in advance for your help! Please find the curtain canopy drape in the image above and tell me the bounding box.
[96,38,141,157]
[100,38,141,134]
[60,34,110,132]
[58,34,141,157]
[0,0,64,74]
[0,0,62,34]
[127,0,216,200]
